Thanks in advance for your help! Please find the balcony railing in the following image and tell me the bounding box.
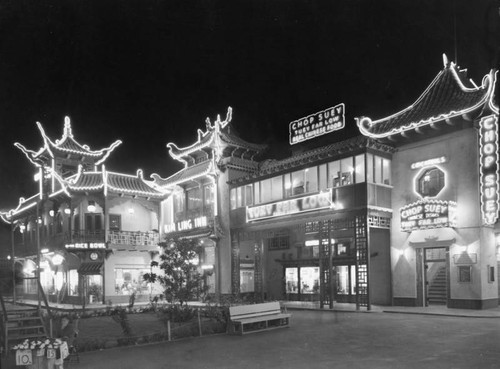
[108,230,160,246]
[69,230,105,243]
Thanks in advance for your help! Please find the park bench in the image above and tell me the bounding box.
[229,301,291,335]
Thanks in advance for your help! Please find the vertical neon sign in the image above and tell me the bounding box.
[479,114,499,225]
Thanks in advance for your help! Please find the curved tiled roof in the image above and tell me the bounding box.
[356,56,495,139]
[67,169,164,198]
[167,107,266,161]
[15,117,122,167]
[151,161,215,188]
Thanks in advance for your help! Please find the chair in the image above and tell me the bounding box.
[64,318,80,365]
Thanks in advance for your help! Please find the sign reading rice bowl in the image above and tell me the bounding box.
[289,103,345,145]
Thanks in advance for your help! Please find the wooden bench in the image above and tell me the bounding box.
[229,302,291,335]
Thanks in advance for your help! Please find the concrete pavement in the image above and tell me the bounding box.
[49,309,500,369]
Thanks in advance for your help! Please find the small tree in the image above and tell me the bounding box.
[143,237,209,306]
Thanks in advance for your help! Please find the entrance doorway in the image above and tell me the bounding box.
[418,247,449,306]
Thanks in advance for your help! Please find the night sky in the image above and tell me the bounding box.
[0,0,498,225]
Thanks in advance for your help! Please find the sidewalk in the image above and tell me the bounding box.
[8,298,500,318]
[283,301,500,318]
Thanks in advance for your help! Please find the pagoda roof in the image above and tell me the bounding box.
[66,167,165,198]
[166,107,267,164]
[151,160,215,188]
[0,194,40,223]
[356,55,496,140]
[15,117,122,167]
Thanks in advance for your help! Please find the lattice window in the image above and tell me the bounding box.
[368,215,391,229]
[266,229,290,250]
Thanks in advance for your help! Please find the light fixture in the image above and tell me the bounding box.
[7,255,11,260]
[52,254,64,266]
[64,208,71,215]
[37,217,42,224]
[87,201,96,213]
[19,224,25,233]
[49,210,55,217]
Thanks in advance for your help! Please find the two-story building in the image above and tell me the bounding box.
[357,55,499,309]
[229,136,394,309]
[1,118,165,305]
[151,108,267,296]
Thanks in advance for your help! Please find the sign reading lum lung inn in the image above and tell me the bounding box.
[246,190,332,222]
[289,104,345,145]
[400,200,457,232]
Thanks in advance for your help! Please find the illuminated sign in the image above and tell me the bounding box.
[289,104,345,145]
[400,200,457,232]
[246,190,333,222]
[65,242,106,249]
[479,114,499,225]
[164,216,208,234]
[410,156,447,170]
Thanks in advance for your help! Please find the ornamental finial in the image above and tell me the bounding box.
[63,116,73,138]
[442,53,449,68]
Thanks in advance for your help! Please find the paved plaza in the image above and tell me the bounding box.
[3,308,497,369]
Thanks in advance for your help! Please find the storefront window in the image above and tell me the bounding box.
[174,192,184,213]
[300,267,319,294]
[187,187,202,210]
[204,185,214,207]
[240,270,254,292]
[271,176,283,201]
[254,182,260,205]
[319,164,328,190]
[285,268,298,293]
[328,161,341,187]
[261,178,272,203]
[115,268,150,295]
[337,266,349,295]
[291,170,305,195]
[244,184,253,206]
[305,167,318,193]
[355,154,365,183]
[382,158,391,185]
[68,270,79,296]
[230,188,236,209]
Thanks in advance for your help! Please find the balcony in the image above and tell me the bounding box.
[108,230,160,246]
[69,230,105,243]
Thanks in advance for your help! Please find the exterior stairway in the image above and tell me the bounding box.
[428,266,447,305]
[2,308,48,352]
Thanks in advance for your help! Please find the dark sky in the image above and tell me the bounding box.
[0,0,498,217]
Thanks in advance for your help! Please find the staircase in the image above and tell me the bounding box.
[427,266,447,305]
[2,308,48,352]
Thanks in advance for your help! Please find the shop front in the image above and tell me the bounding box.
[358,58,499,309]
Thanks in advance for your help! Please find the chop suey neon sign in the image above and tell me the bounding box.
[479,114,499,225]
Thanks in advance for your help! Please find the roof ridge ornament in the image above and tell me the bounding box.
[442,53,449,68]
[63,116,73,139]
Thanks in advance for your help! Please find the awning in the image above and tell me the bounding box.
[65,252,82,270]
[78,262,103,275]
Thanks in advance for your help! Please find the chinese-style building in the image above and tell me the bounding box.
[1,118,165,305]
[357,55,499,309]
[151,108,267,295]
[2,55,499,311]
